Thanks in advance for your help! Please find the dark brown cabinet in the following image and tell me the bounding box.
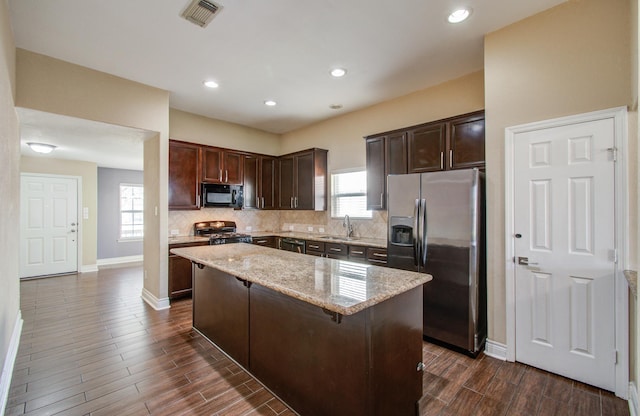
[325,242,349,260]
[365,111,484,210]
[251,236,277,248]
[408,123,446,173]
[168,240,209,298]
[278,148,328,211]
[169,140,201,210]
[365,132,408,210]
[449,112,485,170]
[244,155,277,210]
[202,147,244,185]
[365,136,385,210]
[305,240,325,257]
[193,266,250,368]
[366,247,388,266]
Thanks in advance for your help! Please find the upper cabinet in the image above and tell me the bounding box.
[278,148,328,211]
[202,147,244,185]
[169,140,201,210]
[169,139,327,211]
[365,110,484,210]
[243,154,277,210]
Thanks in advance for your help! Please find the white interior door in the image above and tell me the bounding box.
[513,118,617,391]
[20,174,78,278]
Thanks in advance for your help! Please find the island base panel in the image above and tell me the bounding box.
[250,283,423,416]
[193,266,249,368]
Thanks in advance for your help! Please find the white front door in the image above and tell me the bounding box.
[20,174,79,278]
[513,117,617,391]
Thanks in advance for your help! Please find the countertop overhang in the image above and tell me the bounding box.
[171,243,430,316]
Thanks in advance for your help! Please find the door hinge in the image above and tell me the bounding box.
[614,349,618,365]
[610,248,618,263]
[607,147,618,162]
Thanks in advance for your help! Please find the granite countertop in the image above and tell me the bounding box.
[247,231,387,248]
[624,270,637,298]
[168,235,210,245]
[171,243,430,316]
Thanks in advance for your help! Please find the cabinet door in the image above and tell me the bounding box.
[201,147,224,183]
[278,156,295,209]
[365,136,385,210]
[168,140,201,210]
[294,151,314,210]
[260,157,277,209]
[224,151,244,184]
[252,236,277,248]
[243,154,259,209]
[408,123,446,173]
[168,254,193,298]
[386,132,407,175]
[449,113,485,170]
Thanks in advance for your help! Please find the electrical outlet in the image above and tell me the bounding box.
[246,226,252,231]
[319,227,325,233]
[170,229,179,236]
[307,226,313,232]
[289,225,294,231]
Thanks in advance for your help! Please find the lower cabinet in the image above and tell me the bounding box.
[366,247,388,266]
[305,241,325,257]
[168,241,209,299]
[251,236,277,248]
[325,242,348,260]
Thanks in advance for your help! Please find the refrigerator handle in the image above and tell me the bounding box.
[421,198,428,266]
[413,198,420,267]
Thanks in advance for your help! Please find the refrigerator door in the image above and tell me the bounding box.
[387,173,421,272]
[421,169,482,352]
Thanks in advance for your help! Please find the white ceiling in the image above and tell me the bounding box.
[9,0,566,169]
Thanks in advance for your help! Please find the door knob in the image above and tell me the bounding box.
[517,256,538,266]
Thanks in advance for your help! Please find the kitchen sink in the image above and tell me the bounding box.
[319,236,359,241]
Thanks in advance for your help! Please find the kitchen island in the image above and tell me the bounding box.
[171,243,431,416]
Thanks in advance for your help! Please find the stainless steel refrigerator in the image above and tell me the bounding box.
[387,168,486,355]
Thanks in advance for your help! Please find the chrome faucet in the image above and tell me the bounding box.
[343,215,353,238]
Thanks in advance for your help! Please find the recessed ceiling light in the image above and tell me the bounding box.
[27,142,57,154]
[448,8,471,23]
[264,100,277,106]
[203,80,219,88]
[330,68,347,78]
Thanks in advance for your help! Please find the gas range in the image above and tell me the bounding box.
[193,221,253,245]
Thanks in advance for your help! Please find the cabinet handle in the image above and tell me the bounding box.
[372,252,387,258]
[219,169,223,182]
[351,250,364,255]
[196,192,200,208]
[329,248,342,252]
[309,245,319,249]
[440,152,444,170]
[256,197,260,208]
[290,197,294,208]
[262,197,265,208]
[256,239,268,244]
[449,150,453,168]
[225,170,228,182]
[380,193,384,207]
[295,197,298,208]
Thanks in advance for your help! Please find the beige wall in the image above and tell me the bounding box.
[170,108,280,155]
[484,0,634,346]
[20,157,98,268]
[281,71,484,172]
[0,0,20,405]
[15,49,171,302]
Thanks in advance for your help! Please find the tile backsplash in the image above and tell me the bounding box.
[169,208,388,240]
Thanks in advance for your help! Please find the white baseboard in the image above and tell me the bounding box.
[80,264,99,273]
[483,339,507,361]
[0,311,23,416]
[629,382,639,416]
[97,255,143,268]
[141,288,170,310]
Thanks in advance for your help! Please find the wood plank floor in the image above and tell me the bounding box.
[5,265,630,416]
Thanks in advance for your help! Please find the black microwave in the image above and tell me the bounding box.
[201,183,243,208]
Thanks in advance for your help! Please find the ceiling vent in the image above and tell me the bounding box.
[180,0,222,28]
